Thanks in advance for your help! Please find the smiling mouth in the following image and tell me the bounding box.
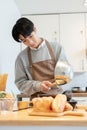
[31,44,37,48]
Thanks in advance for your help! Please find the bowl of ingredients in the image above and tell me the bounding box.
[0,91,15,112]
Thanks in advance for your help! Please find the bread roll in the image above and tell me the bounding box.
[52,94,67,113]
[32,96,54,112]
[64,102,73,111]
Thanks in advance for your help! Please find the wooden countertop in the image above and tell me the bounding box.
[17,92,87,98]
[0,109,87,126]
[72,93,87,97]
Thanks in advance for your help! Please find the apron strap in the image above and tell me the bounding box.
[45,40,56,61]
[27,47,34,78]
[27,47,32,67]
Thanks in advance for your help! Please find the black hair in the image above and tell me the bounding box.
[12,17,34,42]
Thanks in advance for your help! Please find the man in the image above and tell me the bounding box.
[12,17,73,99]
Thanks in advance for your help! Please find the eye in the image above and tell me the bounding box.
[29,34,33,38]
[23,39,27,43]
[22,39,26,42]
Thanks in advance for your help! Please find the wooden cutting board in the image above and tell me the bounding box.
[76,104,87,111]
[28,109,85,117]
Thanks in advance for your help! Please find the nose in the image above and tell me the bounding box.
[25,37,33,45]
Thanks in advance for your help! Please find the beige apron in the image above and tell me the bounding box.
[27,40,56,99]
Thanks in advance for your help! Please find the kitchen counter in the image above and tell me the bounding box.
[72,93,87,97]
[17,93,87,102]
[0,109,87,126]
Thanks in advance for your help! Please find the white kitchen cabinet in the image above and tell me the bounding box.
[59,13,86,72]
[22,15,60,50]
[85,13,87,66]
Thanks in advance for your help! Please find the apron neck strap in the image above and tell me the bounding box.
[45,40,56,61]
[27,47,32,68]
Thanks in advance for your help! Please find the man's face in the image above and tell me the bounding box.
[19,30,39,48]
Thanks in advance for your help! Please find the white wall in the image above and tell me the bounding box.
[0,0,21,95]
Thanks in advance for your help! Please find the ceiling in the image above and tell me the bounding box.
[15,0,87,15]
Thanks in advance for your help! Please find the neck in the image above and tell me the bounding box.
[35,38,43,48]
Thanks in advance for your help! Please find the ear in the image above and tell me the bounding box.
[34,26,37,32]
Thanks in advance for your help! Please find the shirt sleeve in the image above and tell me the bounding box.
[15,55,41,96]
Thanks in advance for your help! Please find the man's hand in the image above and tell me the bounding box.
[40,81,52,92]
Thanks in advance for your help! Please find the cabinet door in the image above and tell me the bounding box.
[21,15,59,50]
[85,13,87,68]
[59,14,86,71]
